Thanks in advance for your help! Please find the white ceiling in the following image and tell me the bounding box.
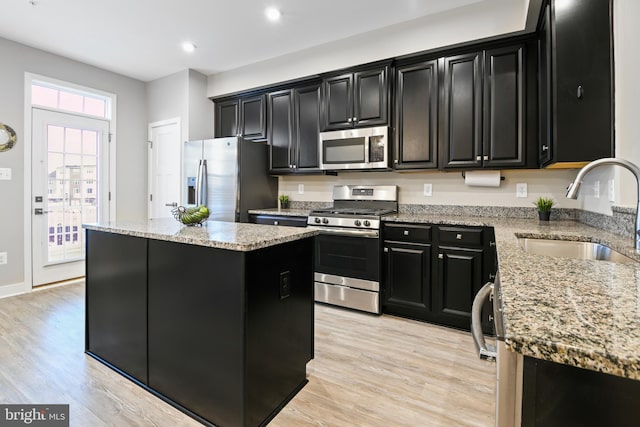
[0,0,493,82]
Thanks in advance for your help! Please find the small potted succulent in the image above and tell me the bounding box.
[279,194,290,209]
[534,196,554,221]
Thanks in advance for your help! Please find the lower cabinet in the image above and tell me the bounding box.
[382,223,496,333]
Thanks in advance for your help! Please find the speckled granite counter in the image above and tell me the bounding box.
[386,213,640,380]
[83,218,317,252]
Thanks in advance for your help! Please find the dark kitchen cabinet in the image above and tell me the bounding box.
[268,83,321,173]
[382,223,495,333]
[321,66,389,130]
[442,45,527,169]
[85,230,148,384]
[394,60,439,170]
[249,213,308,227]
[214,98,239,138]
[382,224,433,320]
[538,0,613,166]
[215,95,266,140]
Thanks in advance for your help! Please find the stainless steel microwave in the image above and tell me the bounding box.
[319,126,389,170]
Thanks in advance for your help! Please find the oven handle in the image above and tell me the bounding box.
[471,281,497,360]
[309,227,379,238]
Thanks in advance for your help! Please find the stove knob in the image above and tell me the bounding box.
[354,220,361,227]
[314,217,321,224]
[363,220,371,227]
[322,218,329,224]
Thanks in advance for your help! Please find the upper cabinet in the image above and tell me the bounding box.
[321,65,389,131]
[394,60,439,170]
[441,44,529,170]
[214,95,266,140]
[268,83,321,174]
[538,0,613,166]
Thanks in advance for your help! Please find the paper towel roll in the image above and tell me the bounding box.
[464,170,501,187]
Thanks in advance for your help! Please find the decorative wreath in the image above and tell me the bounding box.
[0,123,17,152]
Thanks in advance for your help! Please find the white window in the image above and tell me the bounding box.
[31,81,110,119]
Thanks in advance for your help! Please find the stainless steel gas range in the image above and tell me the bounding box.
[307,185,398,314]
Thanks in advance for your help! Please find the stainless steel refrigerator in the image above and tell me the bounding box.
[183,137,277,222]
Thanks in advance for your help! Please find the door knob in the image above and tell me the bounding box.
[165,202,178,207]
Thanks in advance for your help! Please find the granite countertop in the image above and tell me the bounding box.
[248,208,313,217]
[388,213,640,380]
[83,218,318,252]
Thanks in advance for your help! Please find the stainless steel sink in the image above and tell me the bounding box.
[517,238,637,264]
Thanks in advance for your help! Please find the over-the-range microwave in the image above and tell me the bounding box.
[319,126,389,171]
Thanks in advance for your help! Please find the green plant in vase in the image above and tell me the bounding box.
[279,194,290,209]
[534,196,554,221]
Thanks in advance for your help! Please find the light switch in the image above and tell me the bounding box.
[516,183,528,198]
[298,184,304,194]
[0,168,11,180]
[0,252,7,265]
[608,179,615,202]
[423,183,432,197]
[593,181,600,198]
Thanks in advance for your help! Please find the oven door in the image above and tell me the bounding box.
[314,229,380,284]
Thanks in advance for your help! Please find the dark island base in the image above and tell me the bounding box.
[85,230,314,427]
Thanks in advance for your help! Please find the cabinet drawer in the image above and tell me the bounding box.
[383,224,432,243]
[439,227,483,247]
[250,215,307,227]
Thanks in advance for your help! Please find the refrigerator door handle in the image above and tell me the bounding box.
[196,159,208,206]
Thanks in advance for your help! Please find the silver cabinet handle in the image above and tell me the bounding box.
[347,118,352,123]
[165,202,178,207]
[483,155,489,161]
[274,221,279,225]
[472,282,497,360]
[542,145,549,152]
[456,233,463,240]
[403,230,409,236]
[438,253,443,259]
[476,156,482,161]
[383,247,389,253]
[353,117,357,121]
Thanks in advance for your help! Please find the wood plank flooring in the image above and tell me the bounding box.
[0,283,495,426]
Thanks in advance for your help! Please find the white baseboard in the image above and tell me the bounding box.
[0,282,30,300]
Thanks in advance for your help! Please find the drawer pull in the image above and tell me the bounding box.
[438,253,444,259]
[403,230,409,236]
[456,233,463,240]
[274,221,279,225]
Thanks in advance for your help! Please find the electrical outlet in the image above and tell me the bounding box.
[279,271,291,299]
[516,183,528,198]
[593,181,600,199]
[423,183,432,197]
[0,252,7,265]
[0,168,11,180]
[608,179,615,202]
[298,184,304,194]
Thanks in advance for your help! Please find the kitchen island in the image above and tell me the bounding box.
[83,219,317,427]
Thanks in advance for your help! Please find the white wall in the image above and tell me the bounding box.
[0,36,147,294]
[207,0,527,97]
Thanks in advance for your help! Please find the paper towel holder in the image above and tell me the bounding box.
[461,171,505,181]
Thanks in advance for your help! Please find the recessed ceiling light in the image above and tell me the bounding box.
[182,42,196,53]
[265,7,281,22]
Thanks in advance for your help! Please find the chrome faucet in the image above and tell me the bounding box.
[566,157,640,252]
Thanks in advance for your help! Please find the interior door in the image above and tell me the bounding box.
[31,108,109,286]
[148,120,181,219]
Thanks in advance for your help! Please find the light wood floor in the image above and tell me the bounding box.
[0,283,495,426]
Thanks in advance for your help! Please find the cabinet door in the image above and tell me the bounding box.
[442,52,483,169]
[538,4,553,165]
[383,242,432,320]
[240,95,267,140]
[434,246,483,330]
[483,45,525,168]
[215,99,239,138]
[268,89,294,172]
[294,83,321,169]
[354,67,388,127]
[321,73,353,130]
[86,230,148,384]
[552,0,612,163]
[394,60,438,169]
